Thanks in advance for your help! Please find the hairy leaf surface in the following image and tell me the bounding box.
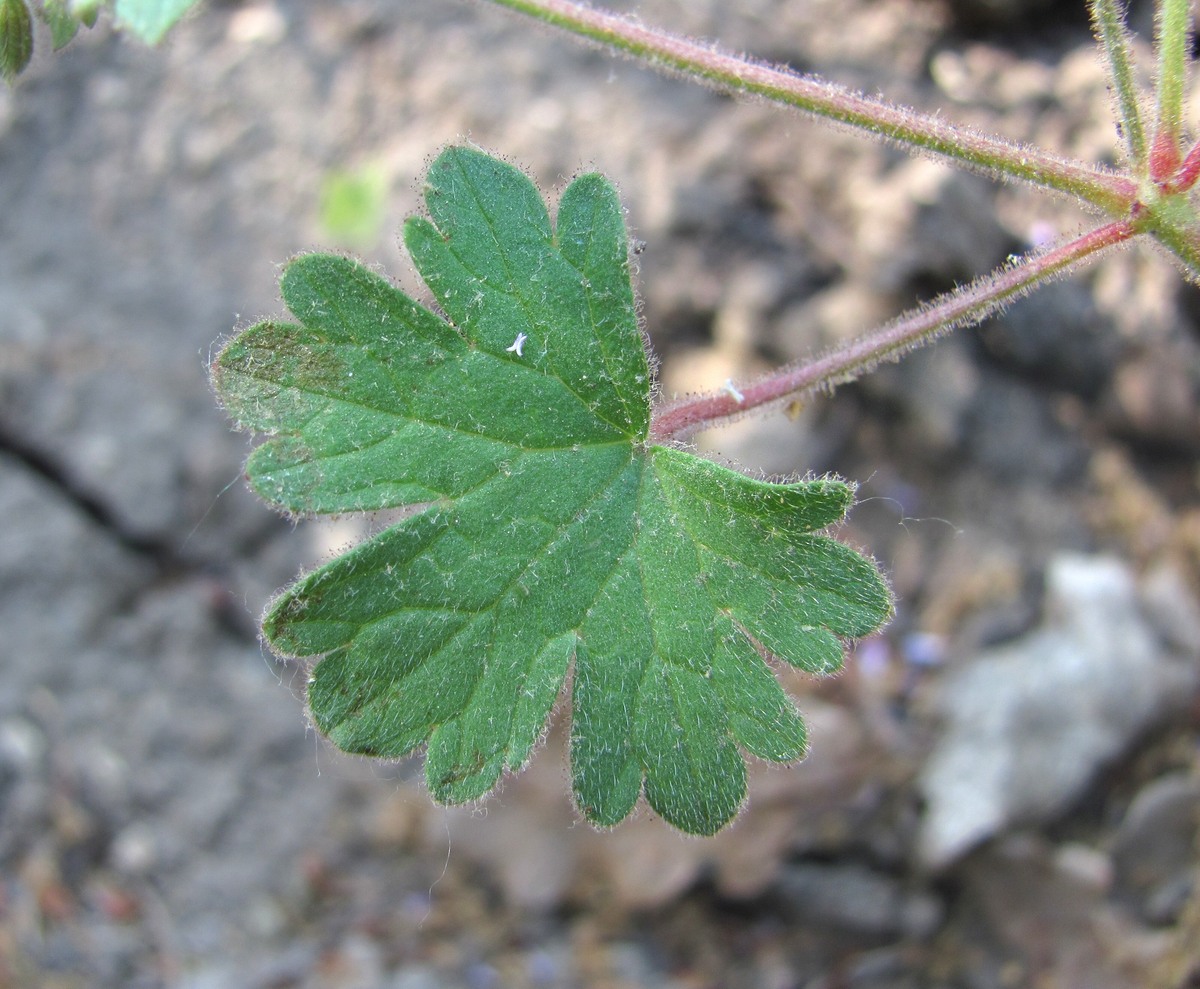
[214,146,892,834]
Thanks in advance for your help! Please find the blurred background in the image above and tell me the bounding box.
[1,0,1198,986]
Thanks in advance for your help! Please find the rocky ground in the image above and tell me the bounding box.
[1,0,1198,987]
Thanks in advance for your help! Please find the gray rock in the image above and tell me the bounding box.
[857,337,981,459]
[1140,563,1200,656]
[776,861,943,938]
[0,456,151,702]
[962,374,1090,483]
[955,835,1140,989]
[918,555,1200,868]
[943,0,1080,30]
[387,967,447,989]
[1111,773,1200,925]
[977,281,1119,400]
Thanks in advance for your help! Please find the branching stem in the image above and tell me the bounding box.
[648,221,1136,442]
[469,0,1196,436]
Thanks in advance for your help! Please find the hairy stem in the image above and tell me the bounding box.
[480,0,1137,213]
[649,221,1136,442]
[1153,0,1192,166]
[1090,0,1147,165]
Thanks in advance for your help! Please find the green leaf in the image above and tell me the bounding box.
[113,0,198,43]
[41,0,80,50]
[214,146,892,835]
[71,0,101,29]
[0,0,33,82]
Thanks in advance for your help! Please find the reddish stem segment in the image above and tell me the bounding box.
[648,221,1136,443]
[1150,130,1183,183]
[1169,138,1200,192]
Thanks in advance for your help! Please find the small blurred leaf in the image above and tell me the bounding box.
[319,164,389,249]
[41,0,80,50]
[71,0,101,29]
[0,0,33,82]
[113,0,198,43]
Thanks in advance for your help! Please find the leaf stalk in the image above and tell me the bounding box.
[1151,0,1192,179]
[648,221,1136,443]
[1089,0,1147,165]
